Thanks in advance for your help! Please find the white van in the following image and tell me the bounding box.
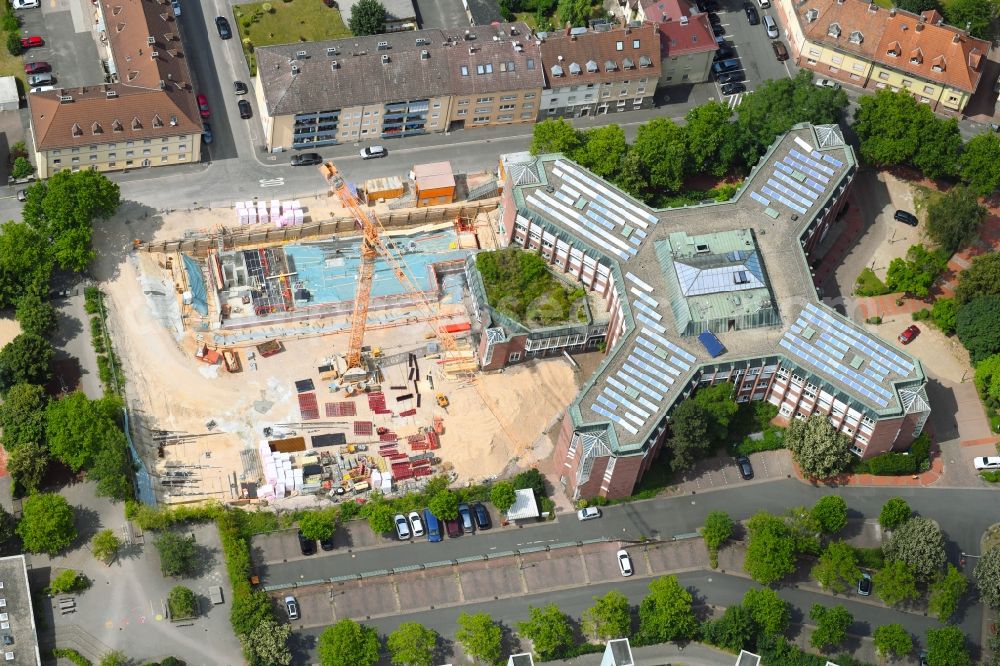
[763,15,779,38]
[758,0,770,7]
[29,85,54,93]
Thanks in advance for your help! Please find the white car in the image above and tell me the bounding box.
[360,145,387,159]
[617,549,633,577]
[408,511,425,538]
[12,0,40,9]
[394,513,411,540]
[815,78,841,90]
[974,456,1000,470]
[577,507,602,521]
[284,595,299,620]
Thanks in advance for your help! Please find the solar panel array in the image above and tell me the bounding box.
[779,303,916,409]
[753,145,846,216]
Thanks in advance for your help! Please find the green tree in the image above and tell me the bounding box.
[926,185,987,255]
[929,564,968,622]
[629,118,688,197]
[530,118,582,156]
[518,604,574,661]
[976,354,1000,407]
[959,132,1000,196]
[943,0,994,38]
[455,612,502,665]
[809,604,853,651]
[884,244,949,298]
[318,619,380,666]
[744,511,797,584]
[91,529,122,565]
[16,492,76,555]
[913,118,961,180]
[956,252,1000,304]
[811,541,860,593]
[48,569,87,595]
[0,222,53,310]
[957,296,1000,363]
[666,399,712,472]
[11,156,34,180]
[873,623,913,660]
[99,651,128,666]
[299,509,337,541]
[931,297,959,335]
[556,0,592,27]
[925,625,971,666]
[879,497,912,530]
[786,506,822,556]
[7,440,50,494]
[168,585,198,618]
[974,547,1000,609]
[702,604,756,652]
[786,414,852,480]
[0,382,48,450]
[684,101,737,176]
[230,590,272,636]
[873,560,920,606]
[811,495,848,534]
[428,489,459,521]
[154,532,198,577]
[702,510,733,567]
[638,575,698,642]
[572,125,628,181]
[0,333,53,391]
[364,501,395,534]
[893,0,940,11]
[0,505,16,549]
[692,381,739,444]
[91,436,131,501]
[883,517,946,581]
[241,618,292,666]
[742,587,790,638]
[15,289,57,337]
[45,392,124,472]
[347,0,386,35]
[22,169,121,272]
[387,622,438,666]
[582,590,631,640]
[854,90,933,168]
[490,481,517,512]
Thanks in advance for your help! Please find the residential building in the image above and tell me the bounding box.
[481,124,929,500]
[632,0,718,85]
[0,555,42,665]
[537,24,661,118]
[29,0,202,178]
[776,0,989,114]
[337,0,417,32]
[255,23,543,151]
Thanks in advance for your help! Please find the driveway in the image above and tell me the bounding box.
[51,287,103,399]
[19,0,104,90]
[412,0,468,29]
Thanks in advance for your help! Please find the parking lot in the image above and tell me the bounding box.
[17,0,104,91]
[271,538,709,628]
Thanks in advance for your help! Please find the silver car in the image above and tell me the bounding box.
[27,72,53,87]
[394,513,411,540]
[284,595,299,620]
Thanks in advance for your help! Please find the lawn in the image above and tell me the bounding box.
[234,0,352,76]
[0,3,26,89]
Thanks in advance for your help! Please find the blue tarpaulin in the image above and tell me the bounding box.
[698,331,726,358]
[181,254,209,316]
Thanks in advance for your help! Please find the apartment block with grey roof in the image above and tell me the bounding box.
[0,556,41,666]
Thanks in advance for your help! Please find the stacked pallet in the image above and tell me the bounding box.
[368,392,391,415]
[325,401,357,417]
[354,421,373,436]
[297,393,319,420]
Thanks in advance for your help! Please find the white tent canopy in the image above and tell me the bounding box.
[506,488,539,521]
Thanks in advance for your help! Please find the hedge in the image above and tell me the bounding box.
[51,648,92,666]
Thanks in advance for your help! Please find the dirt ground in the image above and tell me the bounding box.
[0,317,21,348]
[100,203,580,505]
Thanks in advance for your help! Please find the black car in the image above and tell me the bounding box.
[320,534,335,551]
[714,46,736,61]
[712,23,726,36]
[202,122,213,144]
[736,455,754,479]
[233,80,248,95]
[297,530,316,556]
[894,209,918,226]
[721,82,746,96]
[708,12,721,24]
[472,502,492,530]
[215,16,232,39]
[858,573,872,596]
[291,152,323,167]
[744,3,760,23]
[718,71,746,84]
[700,0,720,10]
[238,99,253,119]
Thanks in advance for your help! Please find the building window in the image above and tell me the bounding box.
[498,114,513,121]
[461,66,468,76]
[457,109,467,116]
[53,159,61,165]
[852,63,864,72]
[520,111,534,119]
[522,102,534,109]
[473,115,490,123]
[161,156,169,162]
[831,56,842,65]
[527,58,535,69]
[501,94,517,101]
[89,155,97,161]
[53,149,61,155]
[809,48,821,57]
[602,90,611,98]
[432,102,441,109]
[524,92,536,99]
[476,96,494,103]
[475,107,491,114]
[901,79,912,87]
[632,39,639,48]
[508,352,521,362]
[72,157,80,163]
[616,41,623,50]
[108,162,116,167]
[458,99,469,105]
[142,149,151,155]
[143,139,152,145]
[923,85,934,94]
[878,71,890,80]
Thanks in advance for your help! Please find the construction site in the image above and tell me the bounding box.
[104,161,583,507]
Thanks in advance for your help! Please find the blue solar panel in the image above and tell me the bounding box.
[773,171,821,200]
[633,300,662,321]
[822,154,844,168]
[750,191,771,206]
[791,149,836,176]
[608,375,660,410]
[636,313,667,333]
[591,404,639,434]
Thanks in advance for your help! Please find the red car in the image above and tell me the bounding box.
[898,325,920,345]
[24,61,50,74]
[196,94,210,118]
[20,35,44,49]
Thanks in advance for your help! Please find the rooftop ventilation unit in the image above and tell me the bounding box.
[151,51,159,58]
[377,41,389,49]
[415,37,431,46]
[170,115,178,125]
[679,15,688,24]
[147,36,155,44]
[59,95,73,103]
[695,243,710,253]
[327,47,339,56]
[381,54,390,63]
[330,60,339,69]
[291,64,300,74]
[296,50,307,58]
[420,49,429,59]
[106,90,118,98]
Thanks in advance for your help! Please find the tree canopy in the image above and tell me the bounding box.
[702,511,734,555]
[16,492,76,554]
[956,252,1000,305]
[387,622,437,666]
[873,623,913,660]
[154,532,198,577]
[883,517,946,581]
[786,414,852,479]
[638,575,698,642]
[573,125,629,182]
[0,222,53,309]
[0,382,48,450]
[582,590,632,640]
[742,587,790,638]
[518,604,575,661]
[667,399,713,471]
[490,481,517,512]
[15,289,58,338]
[348,0,386,36]
[975,354,1000,408]
[884,244,949,298]
[811,541,860,593]
[455,612,502,665]
[926,185,987,255]
[299,509,337,541]
[854,90,937,168]
[428,489,459,521]
[925,625,971,666]
[530,118,582,156]
[556,0,593,28]
[808,604,853,652]
[630,118,689,197]
[973,547,1000,609]
[318,619,380,666]
[943,0,994,38]
[744,512,797,584]
[45,392,125,472]
[957,296,1000,363]
[872,559,919,606]
[928,564,968,622]
[811,495,848,534]
[241,619,292,666]
[959,132,1000,196]
[0,333,53,391]
[879,497,911,530]
[684,102,737,177]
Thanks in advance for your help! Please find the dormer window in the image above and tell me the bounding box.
[586,60,598,73]
[71,123,83,137]
[112,119,124,132]
[91,122,103,135]
[827,22,841,38]
[886,41,900,57]
[931,55,946,72]
[152,114,164,127]
[805,8,818,21]
[131,116,142,130]
[569,62,582,75]
[551,64,563,77]
[849,30,863,44]
[909,48,922,64]
[604,60,617,72]
[622,57,634,69]
[639,55,652,68]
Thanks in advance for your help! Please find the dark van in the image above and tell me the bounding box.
[423,508,442,543]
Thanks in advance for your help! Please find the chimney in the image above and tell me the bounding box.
[953,32,961,43]
[916,21,923,31]
[889,7,895,16]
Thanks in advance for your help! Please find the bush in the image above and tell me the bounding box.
[48,569,89,595]
[856,453,917,475]
[84,287,104,314]
[865,316,882,325]
[6,32,22,56]
[912,308,931,321]
[981,470,1000,483]
[11,156,34,180]
[1,13,19,33]
[736,427,785,455]
[850,546,885,570]
[52,648,92,666]
[168,585,198,619]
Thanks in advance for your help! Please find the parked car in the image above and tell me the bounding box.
[27,72,52,86]
[423,508,442,543]
[772,40,789,61]
[196,94,210,118]
[814,78,841,89]
[238,99,252,119]
[721,82,746,96]
[215,16,232,39]
[708,12,721,25]
[743,3,760,24]
[360,145,387,159]
[291,152,323,167]
[29,86,54,93]
[974,456,1000,470]
[234,80,248,95]
[394,513,411,540]
[577,507,602,521]
[472,502,492,530]
[858,572,872,596]
[20,36,44,49]
[898,325,920,345]
[736,455,754,479]
[893,209,918,226]
[712,23,725,36]
[714,45,736,61]
[284,595,299,620]
[319,534,335,551]
[458,503,475,534]
[445,518,463,538]
[16,190,27,202]
[24,62,50,74]
[297,530,316,556]
[201,122,213,144]
[712,58,741,75]
[408,511,425,538]
[763,14,779,38]
[12,0,40,9]
[617,549,633,577]
[171,0,181,16]
[718,71,745,84]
